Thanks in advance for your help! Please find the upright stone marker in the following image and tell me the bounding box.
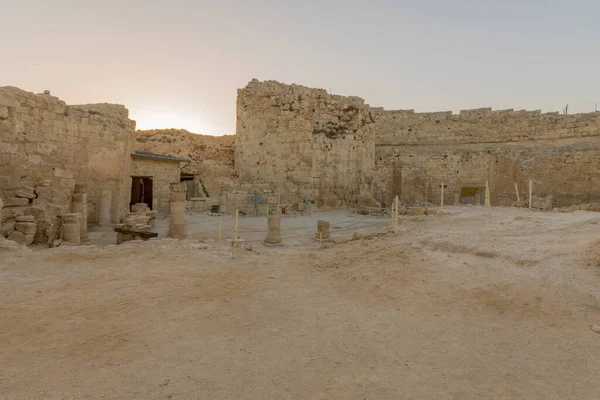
[71,184,88,239]
[315,220,330,240]
[264,217,281,245]
[62,213,81,244]
[168,182,187,239]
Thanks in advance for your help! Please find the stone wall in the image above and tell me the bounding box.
[131,157,182,213]
[372,108,600,206]
[0,87,135,244]
[235,80,376,208]
[135,129,235,197]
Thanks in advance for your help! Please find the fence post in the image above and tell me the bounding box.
[529,180,533,209]
[514,182,520,204]
[320,232,323,248]
[485,181,491,216]
[394,195,399,235]
[232,209,239,258]
[440,182,444,209]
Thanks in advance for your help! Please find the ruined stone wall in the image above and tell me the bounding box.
[235,80,376,208]
[135,129,235,197]
[131,157,182,212]
[0,87,135,243]
[372,108,600,206]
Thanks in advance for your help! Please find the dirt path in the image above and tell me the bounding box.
[1,207,599,399]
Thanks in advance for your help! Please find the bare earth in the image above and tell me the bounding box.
[1,206,600,399]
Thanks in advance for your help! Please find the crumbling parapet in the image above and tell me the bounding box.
[264,217,281,245]
[71,184,88,240]
[168,182,187,239]
[62,213,81,244]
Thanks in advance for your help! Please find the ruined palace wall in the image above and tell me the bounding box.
[235,80,376,207]
[0,87,134,243]
[372,108,600,206]
[131,158,182,212]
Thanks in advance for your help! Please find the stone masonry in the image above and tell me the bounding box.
[236,79,377,209]
[236,80,600,209]
[0,87,135,244]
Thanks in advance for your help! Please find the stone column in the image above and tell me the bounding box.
[264,217,281,244]
[71,184,88,239]
[62,213,81,244]
[315,220,330,240]
[99,188,112,227]
[168,182,187,239]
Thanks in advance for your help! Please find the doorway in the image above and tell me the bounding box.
[130,177,153,210]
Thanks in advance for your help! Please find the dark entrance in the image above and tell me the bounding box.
[180,173,195,200]
[130,177,153,210]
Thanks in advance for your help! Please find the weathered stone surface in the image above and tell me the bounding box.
[15,215,35,222]
[1,220,15,237]
[264,217,281,244]
[131,203,150,213]
[4,197,29,207]
[15,186,36,199]
[235,80,376,208]
[15,222,36,235]
[7,231,35,245]
[0,86,137,244]
[531,195,553,211]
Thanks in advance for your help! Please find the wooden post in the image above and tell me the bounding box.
[320,232,323,248]
[485,181,491,216]
[232,209,239,258]
[394,195,399,234]
[440,182,444,208]
[514,183,520,204]
[529,180,533,209]
[390,201,395,231]
[217,215,222,241]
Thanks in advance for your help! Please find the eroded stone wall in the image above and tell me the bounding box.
[0,87,135,243]
[235,80,376,208]
[372,108,600,206]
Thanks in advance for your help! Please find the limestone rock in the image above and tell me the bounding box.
[131,203,150,213]
[1,221,15,238]
[15,215,35,222]
[531,195,553,211]
[4,197,29,207]
[16,186,36,199]
[15,222,37,235]
[7,231,35,245]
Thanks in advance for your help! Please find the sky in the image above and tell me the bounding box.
[1,0,599,135]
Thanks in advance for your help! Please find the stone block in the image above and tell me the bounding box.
[1,221,15,238]
[16,185,36,199]
[7,231,35,245]
[4,197,29,207]
[15,215,35,222]
[15,222,36,235]
[531,195,553,211]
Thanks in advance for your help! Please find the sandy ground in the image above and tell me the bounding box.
[1,206,600,399]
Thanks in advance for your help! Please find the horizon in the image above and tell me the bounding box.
[2,0,599,135]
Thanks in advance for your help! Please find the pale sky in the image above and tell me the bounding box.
[2,0,599,135]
